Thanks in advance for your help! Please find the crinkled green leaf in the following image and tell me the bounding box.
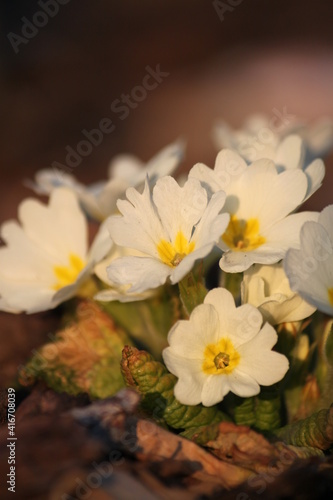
[233,397,256,427]
[275,404,333,450]
[254,388,282,431]
[121,346,230,429]
[226,389,281,431]
[19,301,129,399]
[287,445,324,458]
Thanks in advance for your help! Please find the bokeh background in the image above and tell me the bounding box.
[1,0,333,383]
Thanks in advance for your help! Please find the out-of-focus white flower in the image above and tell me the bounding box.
[213,114,329,200]
[0,297,20,313]
[215,121,325,201]
[26,141,184,221]
[163,287,289,406]
[213,113,333,164]
[284,205,333,317]
[189,149,319,273]
[272,135,325,200]
[0,188,112,314]
[241,262,316,325]
[106,176,229,294]
[94,245,157,303]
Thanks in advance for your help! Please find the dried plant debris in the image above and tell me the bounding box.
[1,386,333,499]
[183,421,323,475]
[72,388,252,492]
[71,389,333,498]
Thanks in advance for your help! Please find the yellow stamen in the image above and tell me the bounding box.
[203,338,240,375]
[157,231,195,267]
[52,254,86,290]
[328,287,333,306]
[222,215,266,251]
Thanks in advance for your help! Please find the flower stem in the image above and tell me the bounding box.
[178,265,208,317]
[219,271,243,303]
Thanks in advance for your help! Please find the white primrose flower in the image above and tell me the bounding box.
[213,114,296,163]
[94,245,157,303]
[213,125,324,201]
[241,262,316,325]
[0,297,20,313]
[267,134,324,200]
[26,141,184,221]
[189,149,319,273]
[213,114,327,200]
[284,205,333,317]
[163,287,289,406]
[0,188,112,314]
[213,113,333,164]
[106,176,230,294]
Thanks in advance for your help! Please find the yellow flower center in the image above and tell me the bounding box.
[202,337,240,375]
[157,231,195,267]
[52,254,86,290]
[328,287,333,306]
[222,215,266,251]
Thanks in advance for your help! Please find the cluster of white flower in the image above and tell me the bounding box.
[1,116,333,407]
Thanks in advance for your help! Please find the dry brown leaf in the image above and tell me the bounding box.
[72,389,252,492]
[196,421,298,474]
[135,419,252,489]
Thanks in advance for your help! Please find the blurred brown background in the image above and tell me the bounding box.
[1,0,333,382]
[1,0,333,221]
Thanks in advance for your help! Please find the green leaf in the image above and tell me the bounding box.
[254,394,281,431]
[226,389,282,431]
[19,301,129,399]
[101,287,181,359]
[233,397,256,427]
[275,404,333,450]
[287,445,324,458]
[121,346,230,429]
